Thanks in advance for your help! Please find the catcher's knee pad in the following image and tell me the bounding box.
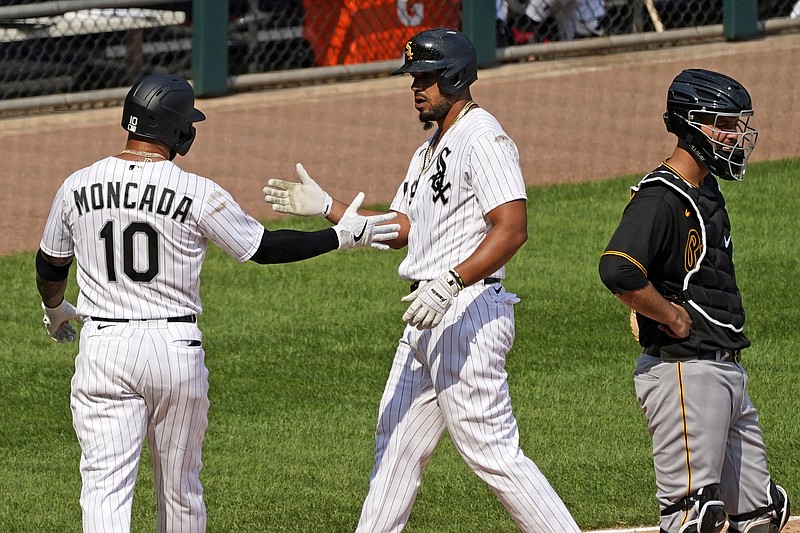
[661,484,727,533]
[729,481,790,533]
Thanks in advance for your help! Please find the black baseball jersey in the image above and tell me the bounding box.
[599,164,750,356]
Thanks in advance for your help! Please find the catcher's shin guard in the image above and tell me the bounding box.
[661,485,727,533]
[728,481,790,533]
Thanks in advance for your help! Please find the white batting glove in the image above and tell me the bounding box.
[263,163,333,217]
[333,193,400,250]
[401,271,462,330]
[42,300,83,343]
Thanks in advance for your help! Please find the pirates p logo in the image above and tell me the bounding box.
[405,42,413,61]
[684,228,702,272]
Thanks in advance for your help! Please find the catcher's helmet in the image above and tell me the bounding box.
[391,28,477,95]
[121,74,206,159]
[663,68,757,181]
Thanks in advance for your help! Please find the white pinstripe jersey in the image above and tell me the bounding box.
[390,108,527,282]
[40,157,265,319]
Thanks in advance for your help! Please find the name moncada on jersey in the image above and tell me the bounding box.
[72,177,193,222]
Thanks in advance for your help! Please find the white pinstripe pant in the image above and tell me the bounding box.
[356,285,580,533]
[71,320,209,533]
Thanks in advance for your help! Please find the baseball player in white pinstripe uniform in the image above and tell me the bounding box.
[263,29,580,533]
[35,74,398,533]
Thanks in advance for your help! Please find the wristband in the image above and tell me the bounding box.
[449,269,466,289]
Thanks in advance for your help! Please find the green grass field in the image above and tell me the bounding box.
[1,159,797,532]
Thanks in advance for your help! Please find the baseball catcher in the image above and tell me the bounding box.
[599,69,790,533]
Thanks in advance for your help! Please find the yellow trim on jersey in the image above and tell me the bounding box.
[662,160,698,189]
[677,362,693,527]
[600,250,647,276]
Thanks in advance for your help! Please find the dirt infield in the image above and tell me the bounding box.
[2,32,799,258]
[590,518,800,533]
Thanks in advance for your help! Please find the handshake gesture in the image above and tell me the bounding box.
[264,164,399,250]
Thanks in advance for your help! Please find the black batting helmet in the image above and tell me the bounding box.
[663,68,757,181]
[121,74,206,159]
[391,28,478,95]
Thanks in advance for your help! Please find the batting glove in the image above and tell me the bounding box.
[42,299,83,343]
[333,192,400,250]
[263,163,333,217]
[402,271,463,330]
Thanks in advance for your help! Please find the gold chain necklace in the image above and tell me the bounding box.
[422,100,477,169]
[120,149,166,160]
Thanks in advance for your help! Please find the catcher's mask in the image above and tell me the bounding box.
[391,28,478,95]
[121,74,206,160]
[663,68,757,181]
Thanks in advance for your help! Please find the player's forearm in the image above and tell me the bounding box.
[454,200,527,286]
[614,283,690,337]
[455,225,526,286]
[37,275,68,308]
[615,284,671,321]
[249,228,338,264]
[35,250,72,307]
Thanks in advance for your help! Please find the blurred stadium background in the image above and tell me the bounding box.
[1,0,799,110]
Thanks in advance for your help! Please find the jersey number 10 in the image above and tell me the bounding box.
[100,220,159,283]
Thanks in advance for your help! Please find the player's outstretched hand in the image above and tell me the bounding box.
[42,299,83,343]
[402,271,461,329]
[263,163,333,217]
[333,192,400,250]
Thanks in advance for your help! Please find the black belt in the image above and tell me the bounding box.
[410,277,501,293]
[91,315,197,324]
[644,346,741,363]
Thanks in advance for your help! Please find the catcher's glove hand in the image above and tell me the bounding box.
[630,309,640,342]
[42,299,83,343]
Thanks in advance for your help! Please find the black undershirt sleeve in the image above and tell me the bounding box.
[598,254,648,294]
[248,228,339,265]
[599,190,671,294]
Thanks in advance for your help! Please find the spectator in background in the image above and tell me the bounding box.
[498,0,606,44]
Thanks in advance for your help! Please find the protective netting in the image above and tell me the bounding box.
[0,0,797,100]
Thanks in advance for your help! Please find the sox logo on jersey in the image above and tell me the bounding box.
[409,144,452,203]
[429,148,452,204]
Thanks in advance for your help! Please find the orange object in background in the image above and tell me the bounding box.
[302,0,461,66]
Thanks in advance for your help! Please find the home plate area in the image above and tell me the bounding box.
[587,516,798,533]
